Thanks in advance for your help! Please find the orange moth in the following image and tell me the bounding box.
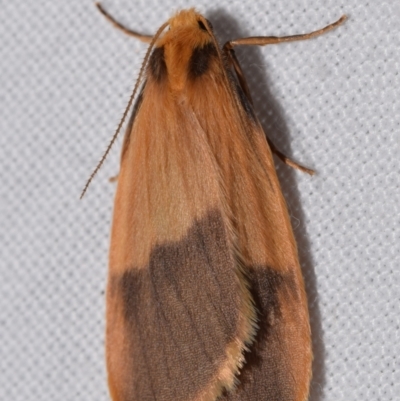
[84,5,345,401]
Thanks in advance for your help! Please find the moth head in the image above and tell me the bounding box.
[154,9,217,59]
[148,9,220,91]
[166,9,213,39]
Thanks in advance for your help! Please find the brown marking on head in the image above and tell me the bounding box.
[148,46,167,82]
[188,42,219,79]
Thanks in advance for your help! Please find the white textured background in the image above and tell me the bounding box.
[1,0,399,400]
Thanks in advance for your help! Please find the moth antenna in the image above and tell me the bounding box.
[80,21,169,199]
[95,2,152,42]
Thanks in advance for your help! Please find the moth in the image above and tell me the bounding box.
[85,4,345,401]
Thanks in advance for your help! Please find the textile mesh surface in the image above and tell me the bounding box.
[1,1,399,400]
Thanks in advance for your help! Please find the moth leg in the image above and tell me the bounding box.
[224,51,314,175]
[223,44,315,175]
[267,138,315,175]
[109,174,119,183]
[223,15,346,50]
[95,2,153,43]
[223,17,347,175]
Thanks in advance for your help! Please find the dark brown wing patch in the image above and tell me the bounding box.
[108,208,245,401]
[222,266,309,401]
